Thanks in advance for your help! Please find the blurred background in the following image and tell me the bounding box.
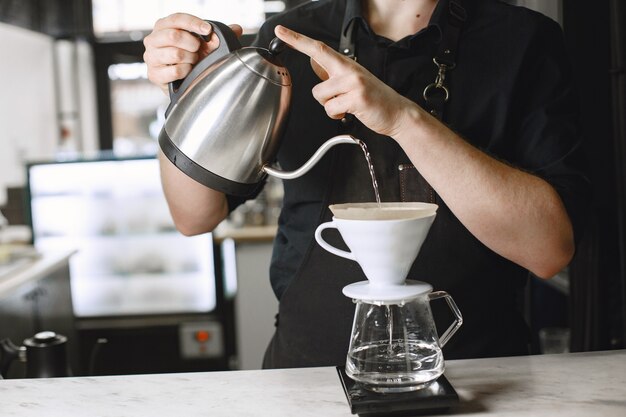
[0,0,624,378]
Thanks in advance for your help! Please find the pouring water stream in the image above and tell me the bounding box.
[355,139,381,206]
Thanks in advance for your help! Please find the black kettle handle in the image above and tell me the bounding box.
[167,20,242,106]
[0,339,20,378]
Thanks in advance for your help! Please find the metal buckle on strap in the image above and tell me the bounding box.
[341,47,356,60]
[423,57,455,103]
[339,19,357,61]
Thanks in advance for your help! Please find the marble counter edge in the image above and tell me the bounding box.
[1,351,626,417]
[212,225,277,243]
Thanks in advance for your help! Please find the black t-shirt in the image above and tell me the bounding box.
[230,0,590,358]
[236,0,590,302]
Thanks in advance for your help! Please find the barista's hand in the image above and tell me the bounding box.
[144,13,243,94]
[274,25,421,138]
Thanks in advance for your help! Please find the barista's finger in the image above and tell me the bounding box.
[310,58,329,81]
[154,13,212,35]
[147,63,193,86]
[228,24,244,38]
[274,25,346,75]
[205,24,243,52]
[144,47,198,67]
[144,28,204,52]
[323,94,350,120]
[311,77,350,105]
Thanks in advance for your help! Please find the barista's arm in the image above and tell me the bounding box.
[159,151,228,235]
[274,25,575,279]
[392,110,574,280]
[144,14,243,235]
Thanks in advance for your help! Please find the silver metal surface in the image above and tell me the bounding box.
[163,44,360,187]
[237,48,291,86]
[263,135,360,180]
[164,48,291,184]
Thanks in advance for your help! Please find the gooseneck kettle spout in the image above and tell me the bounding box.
[158,21,362,196]
[262,135,360,180]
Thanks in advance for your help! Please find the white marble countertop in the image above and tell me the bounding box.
[1,350,625,416]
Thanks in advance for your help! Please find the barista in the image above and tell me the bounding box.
[143,0,590,367]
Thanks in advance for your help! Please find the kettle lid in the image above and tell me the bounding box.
[236,47,291,87]
[24,331,67,348]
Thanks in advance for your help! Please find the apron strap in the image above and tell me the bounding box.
[337,0,468,206]
[422,0,467,121]
[339,18,357,61]
[339,0,467,122]
[338,19,358,129]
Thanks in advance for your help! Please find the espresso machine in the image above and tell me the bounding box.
[315,203,463,415]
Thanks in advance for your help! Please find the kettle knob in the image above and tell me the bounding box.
[33,331,58,344]
[268,37,287,55]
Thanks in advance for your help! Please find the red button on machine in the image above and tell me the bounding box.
[195,330,211,343]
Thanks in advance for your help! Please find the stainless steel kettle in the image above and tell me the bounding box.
[158,21,359,197]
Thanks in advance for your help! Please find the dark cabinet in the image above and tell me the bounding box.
[0,255,78,378]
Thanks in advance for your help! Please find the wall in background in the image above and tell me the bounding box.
[0,0,92,38]
[0,1,99,210]
[0,23,58,206]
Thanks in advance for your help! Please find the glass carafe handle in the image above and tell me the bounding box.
[429,291,463,347]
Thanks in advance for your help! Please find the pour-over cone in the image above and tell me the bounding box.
[325,203,437,297]
[330,202,437,220]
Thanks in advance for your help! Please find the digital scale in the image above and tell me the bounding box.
[337,366,459,416]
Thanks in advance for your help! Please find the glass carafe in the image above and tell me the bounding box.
[345,288,462,393]
[313,203,463,392]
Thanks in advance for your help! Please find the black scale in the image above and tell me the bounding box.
[337,367,459,416]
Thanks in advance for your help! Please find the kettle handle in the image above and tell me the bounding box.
[0,339,20,378]
[168,20,242,105]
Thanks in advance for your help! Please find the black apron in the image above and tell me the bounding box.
[263,0,529,368]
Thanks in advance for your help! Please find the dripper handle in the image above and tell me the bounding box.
[167,20,241,111]
[429,291,463,347]
[314,221,356,261]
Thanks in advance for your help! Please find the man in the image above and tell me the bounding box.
[144,0,590,368]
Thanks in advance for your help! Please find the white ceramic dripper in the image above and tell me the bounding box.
[315,202,437,301]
